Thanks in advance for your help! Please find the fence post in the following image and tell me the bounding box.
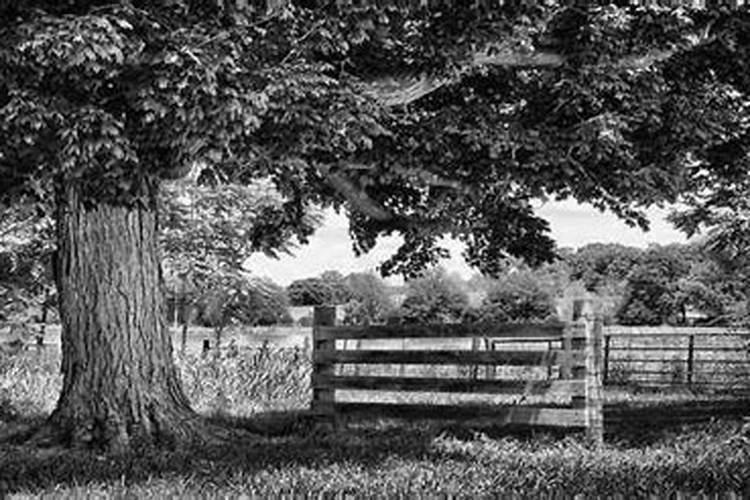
[312,306,337,423]
[583,303,604,447]
[687,334,695,387]
[603,334,610,385]
[561,326,574,380]
[484,337,495,380]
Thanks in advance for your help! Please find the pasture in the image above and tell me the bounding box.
[1,324,750,497]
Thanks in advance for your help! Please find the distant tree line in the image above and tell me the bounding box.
[5,236,748,328]
[284,241,750,327]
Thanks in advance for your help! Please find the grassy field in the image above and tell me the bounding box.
[1,344,750,497]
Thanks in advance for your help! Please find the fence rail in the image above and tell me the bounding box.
[314,322,567,341]
[311,305,605,444]
[601,328,750,390]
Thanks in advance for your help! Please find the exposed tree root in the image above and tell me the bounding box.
[207,410,319,438]
[2,411,259,455]
[0,422,37,445]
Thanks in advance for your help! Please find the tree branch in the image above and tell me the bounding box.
[372,37,711,107]
[319,162,473,224]
[318,163,393,221]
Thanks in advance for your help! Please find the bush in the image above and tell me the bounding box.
[197,275,293,327]
[477,270,557,322]
[391,268,469,324]
[341,272,393,325]
[288,272,352,307]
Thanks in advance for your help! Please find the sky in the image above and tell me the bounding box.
[244,200,690,286]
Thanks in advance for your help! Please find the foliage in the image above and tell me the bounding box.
[613,244,739,326]
[341,271,392,325]
[566,243,644,292]
[160,178,320,328]
[0,180,311,327]
[287,271,352,306]
[161,178,322,289]
[616,264,670,326]
[0,199,55,323]
[475,268,558,323]
[391,267,469,323]
[3,2,748,278]
[318,271,352,304]
[196,272,292,328]
[671,193,750,328]
[287,278,330,306]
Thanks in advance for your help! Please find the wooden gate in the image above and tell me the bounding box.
[311,305,604,444]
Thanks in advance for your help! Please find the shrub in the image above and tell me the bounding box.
[391,268,469,324]
[477,270,557,322]
[342,272,393,325]
[288,272,352,307]
[197,275,293,327]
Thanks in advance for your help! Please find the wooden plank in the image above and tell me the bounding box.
[603,326,750,336]
[491,337,564,343]
[313,349,585,366]
[687,334,695,387]
[604,402,750,423]
[311,306,337,419]
[603,332,750,338]
[312,374,585,396]
[604,357,750,364]
[612,368,704,375]
[584,310,604,447]
[608,346,693,352]
[561,324,574,379]
[314,322,567,341]
[620,378,750,386]
[319,402,586,427]
[694,346,750,351]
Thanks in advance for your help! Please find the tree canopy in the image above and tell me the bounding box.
[3,1,747,277]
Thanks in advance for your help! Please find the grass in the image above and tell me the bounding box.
[1,343,750,497]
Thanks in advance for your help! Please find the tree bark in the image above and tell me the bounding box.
[41,182,206,453]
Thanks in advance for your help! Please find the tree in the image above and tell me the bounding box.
[669,154,750,326]
[287,271,352,306]
[476,269,558,323]
[613,243,736,325]
[160,177,320,351]
[2,0,747,451]
[0,199,56,333]
[393,267,469,323]
[287,277,332,306]
[194,270,292,350]
[566,244,643,292]
[319,270,353,304]
[197,274,292,328]
[342,271,392,325]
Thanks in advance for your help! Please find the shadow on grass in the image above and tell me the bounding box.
[0,408,582,495]
[1,404,747,495]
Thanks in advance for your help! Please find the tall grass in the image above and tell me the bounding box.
[0,341,744,422]
[0,342,313,422]
[177,341,312,415]
[2,344,750,497]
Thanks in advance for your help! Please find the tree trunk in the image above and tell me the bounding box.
[42,182,205,453]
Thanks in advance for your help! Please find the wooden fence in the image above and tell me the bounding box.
[311,305,605,444]
[601,327,750,392]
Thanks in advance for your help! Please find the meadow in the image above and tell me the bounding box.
[1,339,750,498]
